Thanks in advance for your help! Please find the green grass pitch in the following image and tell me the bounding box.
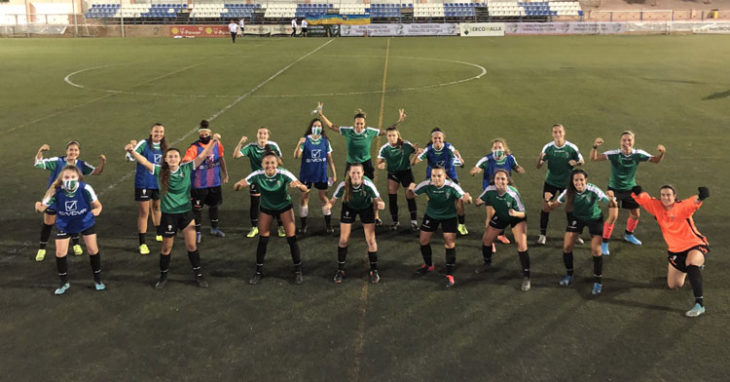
[1,35,729,381]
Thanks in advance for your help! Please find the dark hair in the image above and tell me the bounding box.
[344,163,364,203]
[660,184,676,195]
[200,120,209,129]
[304,118,327,138]
[565,169,588,213]
[353,108,367,120]
[159,148,181,195]
[426,127,444,146]
[262,148,278,163]
[148,123,168,154]
[385,126,403,148]
[66,140,81,149]
[490,169,514,187]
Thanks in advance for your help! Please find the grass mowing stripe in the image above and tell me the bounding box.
[98,38,335,198]
[351,37,391,382]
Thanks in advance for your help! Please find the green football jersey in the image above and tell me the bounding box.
[478,185,525,222]
[413,179,465,220]
[239,142,282,171]
[154,161,194,214]
[333,176,380,210]
[557,183,609,221]
[541,141,583,188]
[340,126,380,163]
[604,149,652,191]
[377,141,416,173]
[245,168,297,210]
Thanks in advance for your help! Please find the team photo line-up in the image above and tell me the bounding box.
[32,103,711,317]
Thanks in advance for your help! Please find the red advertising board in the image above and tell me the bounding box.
[169,25,229,38]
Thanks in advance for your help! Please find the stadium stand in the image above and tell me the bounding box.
[79,1,582,23]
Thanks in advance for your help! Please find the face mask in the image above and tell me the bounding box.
[199,136,211,144]
[311,126,322,136]
[492,150,504,158]
[63,179,78,191]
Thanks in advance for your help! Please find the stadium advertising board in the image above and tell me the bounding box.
[306,25,341,37]
[504,22,626,35]
[459,23,505,37]
[341,23,458,37]
[170,25,293,37]
[691,22,730,34]
[169,25,229,38]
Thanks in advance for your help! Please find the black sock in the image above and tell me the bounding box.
[420,244,433,266]
[563,252,574,276]
[188,250,202,276]
[56,256,68,284]
[518,251,530,278]
[89,252,102,282]
[481,244,493,264]
[593,255,603,284]
[40,223,53,249]
[539,211,549,235]
[155,225,161,236]
[300,217,307,227]
[368,251,378,270]
[250,195,260,226]
[286,236,301,266]
[71,234,80,247]
[457,215,465,225]
[256,236,270,266]
[138,233,146,245]
[159,253,171,276]
[324,214,332,228]
[687,265,704,306]
[388,194,399,222]
[337,246,347,270]
[407,198,417,221]
[193,208,202,233]
[602,237,609,243]
[445,248,456,275]
[209,206,219,229]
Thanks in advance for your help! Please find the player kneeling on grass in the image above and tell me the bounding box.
[475,169,531,292]
[126,136,221,289]
[35,166,104,295]
[408,166,472,288]
[331,164,385,284]
[546,170,617,296]
[631,184,710,317]
[233,151,309,285]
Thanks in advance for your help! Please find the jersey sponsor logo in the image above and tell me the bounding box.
[60,200,88,217]
[154,154,162,164]
[65,200,77,211]
[311,149,322,159]
[142,189,147,195]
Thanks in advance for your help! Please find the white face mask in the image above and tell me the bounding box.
[492,150,504,158]
[311,126,322,136]
[63,179,78,191]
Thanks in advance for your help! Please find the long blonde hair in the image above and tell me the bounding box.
[43,165,84,201]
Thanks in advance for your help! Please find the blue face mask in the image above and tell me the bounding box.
[63,179,78,191]
[492,150,504,158]
[311,126,322,136]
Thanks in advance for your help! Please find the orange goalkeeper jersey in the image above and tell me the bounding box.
[632,192,708,253]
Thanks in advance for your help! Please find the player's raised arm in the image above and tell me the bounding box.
[649,144,666,163]
[590,137,607,161]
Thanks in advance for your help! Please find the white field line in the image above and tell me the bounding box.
[59,56,487,100]
[7,63,203,135]
[97,38,335,197]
